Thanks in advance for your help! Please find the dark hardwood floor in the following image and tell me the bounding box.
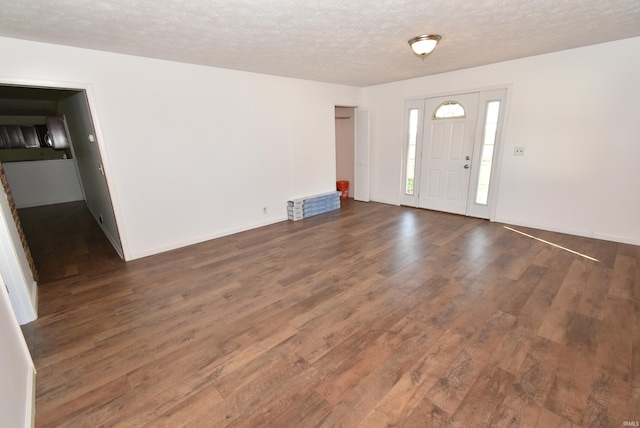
[19,200,640,427]
[18,201,123,283]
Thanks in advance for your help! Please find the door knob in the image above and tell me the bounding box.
[464,164,469,169]
[465,156,470,160]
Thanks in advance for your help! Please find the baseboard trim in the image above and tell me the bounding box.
[493,217,640,246]
[129,216,288,261]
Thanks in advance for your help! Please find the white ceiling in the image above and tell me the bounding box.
[1,0,639,87]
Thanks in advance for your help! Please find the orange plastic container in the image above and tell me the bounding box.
[336,180,349,199]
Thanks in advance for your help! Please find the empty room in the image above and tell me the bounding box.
[0,1,639,426]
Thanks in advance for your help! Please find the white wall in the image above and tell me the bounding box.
[3,160,83,208]
[0,273,35,427]
[363,37,640,246]
[0,37,361,259]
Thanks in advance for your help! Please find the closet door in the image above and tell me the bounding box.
[354,109,370,202]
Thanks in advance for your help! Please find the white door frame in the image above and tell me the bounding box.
[400,87,509,219]
[0,76,128,322]
[0,193,37,324]
[0,76,127,258]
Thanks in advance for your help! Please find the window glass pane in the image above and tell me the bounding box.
[405,108,419,195]
[433,101,465,119]
[475,101,500,205]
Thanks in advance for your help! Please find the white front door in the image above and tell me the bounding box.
[418,93,479,215]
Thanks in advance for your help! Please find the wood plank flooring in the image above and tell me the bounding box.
[19,200,640,427]
[18,201,123,282]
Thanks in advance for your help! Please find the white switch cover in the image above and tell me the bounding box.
[514,147,525,156]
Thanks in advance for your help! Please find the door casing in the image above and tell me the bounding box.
[400,88,509,220]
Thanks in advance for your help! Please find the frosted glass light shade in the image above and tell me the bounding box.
[408,35,441,57]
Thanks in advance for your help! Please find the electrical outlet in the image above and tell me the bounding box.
[514,147,525,156]
[263,207,268,215]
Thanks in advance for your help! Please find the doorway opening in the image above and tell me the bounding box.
[335,106,355,200]
[0,84,123,285]
[335,106,370,203]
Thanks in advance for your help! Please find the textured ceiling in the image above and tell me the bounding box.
[0,0,639,87]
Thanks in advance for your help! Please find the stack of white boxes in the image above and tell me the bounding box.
[287,191,341,221]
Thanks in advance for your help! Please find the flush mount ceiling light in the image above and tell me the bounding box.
[408,34,441,59]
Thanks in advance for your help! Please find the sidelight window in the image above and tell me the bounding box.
[404,108,419,195]
[475,101,501,205]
